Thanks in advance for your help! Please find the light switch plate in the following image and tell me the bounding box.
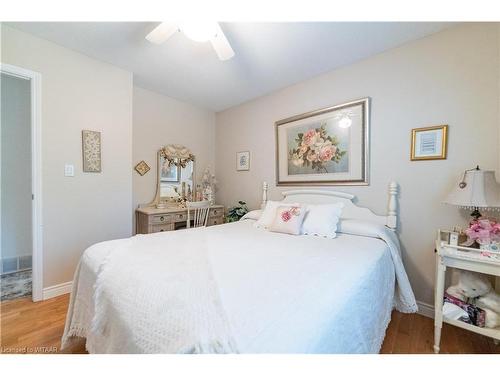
[64,164,75,177]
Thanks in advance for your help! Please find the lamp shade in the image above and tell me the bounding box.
[444,169,500,208]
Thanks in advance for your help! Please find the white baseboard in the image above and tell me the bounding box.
[42,281,72,300]
[416,300,435,319]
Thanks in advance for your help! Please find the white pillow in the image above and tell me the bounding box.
[337,219,385,239]
[254,200,297,229]
[301,202,344,239]
[241,209,262,221]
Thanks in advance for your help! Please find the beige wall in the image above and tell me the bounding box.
[132,86,215,221]
[1,74,32,259]
[215,23,499,306]
[2,22,499,301]
[1,25,133,287]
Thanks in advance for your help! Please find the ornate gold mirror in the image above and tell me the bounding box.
[150,144,195,208]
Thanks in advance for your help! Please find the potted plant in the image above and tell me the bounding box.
[226,201,249,223]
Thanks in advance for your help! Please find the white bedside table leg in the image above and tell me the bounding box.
[434,261,446,354]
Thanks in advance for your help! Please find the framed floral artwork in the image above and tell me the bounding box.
[275,98,370,186]
[82,130,101,173]
[236,151,250,171]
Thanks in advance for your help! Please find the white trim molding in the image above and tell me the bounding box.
[1,63,43,302]
[42,281,72,300]
[416,300,435,319]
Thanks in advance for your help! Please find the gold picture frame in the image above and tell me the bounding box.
[134,160,150,176]
[411,125,448,161]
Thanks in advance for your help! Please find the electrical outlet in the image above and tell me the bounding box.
[64,164,75,177]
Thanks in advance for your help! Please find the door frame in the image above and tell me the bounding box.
[1,63,43,302]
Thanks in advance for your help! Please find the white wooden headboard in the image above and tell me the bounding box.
[260,181,398,231]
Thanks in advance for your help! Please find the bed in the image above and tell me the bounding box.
[62,183,417,353]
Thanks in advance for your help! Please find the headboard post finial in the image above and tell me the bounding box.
[261,181,268,210]
[387,181,398,231]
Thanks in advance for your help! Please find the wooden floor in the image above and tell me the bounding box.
[1,294,86,354]
[381,309,500,354]
[1,294,499,354]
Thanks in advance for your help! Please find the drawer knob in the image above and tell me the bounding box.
[160,216,165,221]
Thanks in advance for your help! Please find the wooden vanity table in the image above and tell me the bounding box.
[136,144,224,234]
[136,204,225,234]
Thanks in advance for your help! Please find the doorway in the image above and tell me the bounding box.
[0,64,42,302]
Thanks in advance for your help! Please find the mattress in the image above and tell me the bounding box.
[64,220,396,353]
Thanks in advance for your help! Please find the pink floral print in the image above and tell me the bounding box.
[281,211,292,222]
[289,124,346,172]
[280,206,301,222]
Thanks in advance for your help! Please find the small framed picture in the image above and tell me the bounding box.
[411,125,448,161]
[236,151,250,171]
[134,160,150,176]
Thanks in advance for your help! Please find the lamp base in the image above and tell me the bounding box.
[470,208,482,221]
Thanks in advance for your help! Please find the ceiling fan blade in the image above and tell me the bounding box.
[210,24,235,61]
[145,22,179,44]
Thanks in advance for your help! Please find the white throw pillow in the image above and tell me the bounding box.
[241,209,262,221]
[301,202,344,239]
[268,205,307,235]
[254,200,296,229]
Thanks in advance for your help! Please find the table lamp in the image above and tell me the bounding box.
[444,166,500,219]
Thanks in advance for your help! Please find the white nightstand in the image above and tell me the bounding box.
[434,231,500,354]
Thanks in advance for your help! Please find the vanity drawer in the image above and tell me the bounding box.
[209,208,223,217]
[151,214,172,224]
[207,217,224,226]
[172,212,187,222]
[152,224,173,233]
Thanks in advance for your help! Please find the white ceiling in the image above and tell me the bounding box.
[7,22,455,111]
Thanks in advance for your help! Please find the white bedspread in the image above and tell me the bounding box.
[62,220,416,353]
[87,229,236,353]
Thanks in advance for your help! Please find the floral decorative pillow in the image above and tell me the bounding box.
[268,205,306,235]
[254,200,297,229]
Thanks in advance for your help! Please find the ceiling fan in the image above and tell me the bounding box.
[145,21,235,61]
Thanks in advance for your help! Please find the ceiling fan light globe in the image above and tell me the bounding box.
[181,21,218,42]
